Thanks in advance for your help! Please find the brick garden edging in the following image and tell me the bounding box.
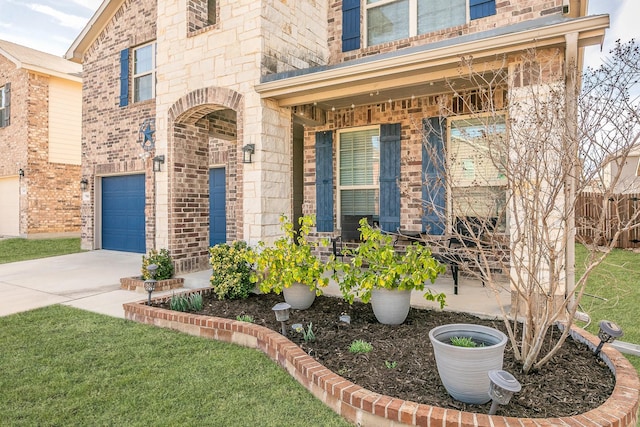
[120,277,184,293]
[123,289,639,427]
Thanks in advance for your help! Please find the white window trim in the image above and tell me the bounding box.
[0,86,6,109]
[133,42,156,102]
[364,0,470,48]
[336,125,381,230]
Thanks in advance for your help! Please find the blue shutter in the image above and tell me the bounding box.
[342,0,361,52]
[119,49,129,107]
[316,131,334,232]
[470,0,496,20]
[422,118,446,235]
[379,123,401,232]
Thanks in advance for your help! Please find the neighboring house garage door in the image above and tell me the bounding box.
[209,168,226,246]
[0,176,19,236]
[102,174,145,253]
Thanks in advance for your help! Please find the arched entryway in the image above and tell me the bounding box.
[167,87,244,273]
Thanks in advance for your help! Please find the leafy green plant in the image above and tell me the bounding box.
[384,360,398,369]
[169,292,203,312]
[334,219,447,306]
[301,322,315,343]
[450,336,483,348]
[236,315,254,323]
[141,248,174,280]
[209,241,255,300]
[349,339,373,354]
[252,215,330,296]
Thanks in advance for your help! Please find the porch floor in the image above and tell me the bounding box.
[321,272,511,319]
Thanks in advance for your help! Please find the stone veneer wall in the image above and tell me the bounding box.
[0,55,80,237]
[124,291,639,427]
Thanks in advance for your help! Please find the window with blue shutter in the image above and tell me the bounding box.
[379,123,401,232]
[316,131,334,232]
[342,0,361,52]
[422,117,446,235]
[470,0,496,20]
[119,49,129,107]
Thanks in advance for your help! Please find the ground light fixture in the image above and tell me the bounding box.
[144,263,159,305]
[487,369,522,415]
[272,302,291,336]
[595,320,623,355]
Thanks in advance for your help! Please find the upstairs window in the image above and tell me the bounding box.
[359,0,495,49]
[133,43,155,103]
[0,83,10,128]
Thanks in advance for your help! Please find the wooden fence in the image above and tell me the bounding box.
[576,192,640,249]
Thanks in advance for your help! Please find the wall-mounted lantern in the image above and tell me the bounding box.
[18,168,24,178]
[152,155,165,172]
[242,144,255,164]
[80,178,89,191]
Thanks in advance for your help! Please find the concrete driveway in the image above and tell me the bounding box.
[0,250,211,318]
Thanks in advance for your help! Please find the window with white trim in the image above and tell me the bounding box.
[448,115,507,231]
[338,127,381,229]
[366,0,467,46]
[133,43,155,102]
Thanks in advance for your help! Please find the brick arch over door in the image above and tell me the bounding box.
[167,87,244,274]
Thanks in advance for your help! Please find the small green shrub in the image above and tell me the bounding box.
[384,360,398,369]
[302,322,315,343]
[209,241,255,300]
[450,336,483,348]
[236,315,254,323]
[142,248,174,280]
[169,292,203,312]
[349,340,373,354]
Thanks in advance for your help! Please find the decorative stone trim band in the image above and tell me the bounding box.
[119,277,184,293]
[123,290,639,427]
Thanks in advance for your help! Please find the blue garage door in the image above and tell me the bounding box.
[102,174,146,253]
[209,168,226,246]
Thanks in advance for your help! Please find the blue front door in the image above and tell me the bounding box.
[102,174,146,253]
[209,168,226,246]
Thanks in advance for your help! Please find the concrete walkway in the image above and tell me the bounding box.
[0,250,211,318]
[0,249,511,319]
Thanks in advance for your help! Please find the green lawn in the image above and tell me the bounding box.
[0,305,350,427]
[0,237,82,264]
[575,244,640,371]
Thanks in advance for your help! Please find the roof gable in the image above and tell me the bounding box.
[0,40,81,82]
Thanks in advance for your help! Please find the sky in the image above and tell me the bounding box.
[0,0,637,62]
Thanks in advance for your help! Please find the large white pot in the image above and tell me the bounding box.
[429,324,508,404]
[370,288,412,325]
[282,282,316,310]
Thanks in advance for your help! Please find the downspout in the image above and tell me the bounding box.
[565,32,579,312]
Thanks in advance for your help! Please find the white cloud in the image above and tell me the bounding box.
[27,3,88,30]
[68,0,103,12]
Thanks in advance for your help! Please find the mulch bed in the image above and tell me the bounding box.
[155,290,614,419]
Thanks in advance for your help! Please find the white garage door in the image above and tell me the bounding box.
[0,176,19,236]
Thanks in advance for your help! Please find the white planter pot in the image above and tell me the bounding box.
[370,288,412,325]
[282,282,316,310]
[429,324,508,404]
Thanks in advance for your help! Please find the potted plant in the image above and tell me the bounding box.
[429,323,508,404]
[334,218,446,324]
[252,215,329,309]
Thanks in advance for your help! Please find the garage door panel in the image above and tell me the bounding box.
[102,175,145,253]
[0,177,19,236]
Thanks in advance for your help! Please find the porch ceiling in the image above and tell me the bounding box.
[255,14,609,110]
